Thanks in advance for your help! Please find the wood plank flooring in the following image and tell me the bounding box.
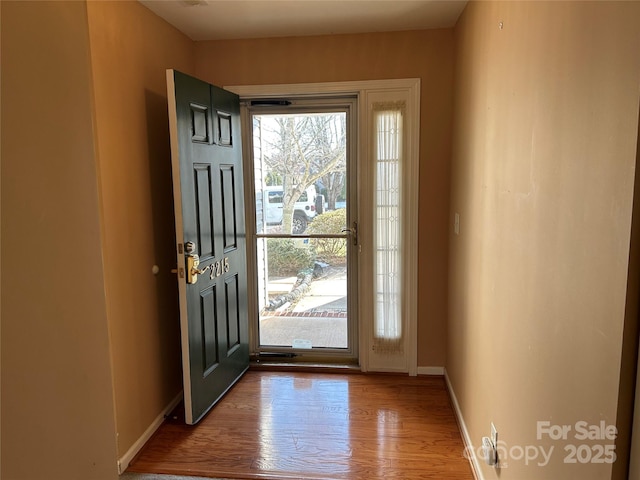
[128,371,474,480]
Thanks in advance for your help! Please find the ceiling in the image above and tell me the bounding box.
[139,0,468,41]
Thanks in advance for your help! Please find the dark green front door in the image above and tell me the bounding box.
[167,70,249,424]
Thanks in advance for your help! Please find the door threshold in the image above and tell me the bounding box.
[249,360,361,374]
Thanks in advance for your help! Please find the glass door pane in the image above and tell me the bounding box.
[252,109,353,354]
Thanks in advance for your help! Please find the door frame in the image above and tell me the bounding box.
[227,79,420,375]
[245,100,359,361]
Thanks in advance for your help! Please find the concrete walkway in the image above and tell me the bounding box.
[262,266,348,348]
[259,316,347,348]
[293,267,347,313]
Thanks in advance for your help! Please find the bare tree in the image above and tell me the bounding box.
[320,170,346,211]
[262,113,346,233]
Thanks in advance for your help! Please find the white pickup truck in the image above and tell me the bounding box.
[264,185,319,234]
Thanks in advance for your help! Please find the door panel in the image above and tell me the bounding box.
[200,285,219,374]
[194,164,215,260]
[224,274,241,352]
[220,165,238,250]
[167,70,249,424]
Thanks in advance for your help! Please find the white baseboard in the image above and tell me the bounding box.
[117,391,183,475]
[416,366,445,375]
[444,368,483,480]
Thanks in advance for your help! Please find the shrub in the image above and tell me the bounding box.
[267,238,315,277]
[307,208,347,262]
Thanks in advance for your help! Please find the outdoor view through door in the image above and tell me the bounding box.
[251,106,356,357]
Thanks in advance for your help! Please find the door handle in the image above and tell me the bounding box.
[184,241,208,284]
[187,254,210,284]
[183,242,232,284]
[341,222,358,246]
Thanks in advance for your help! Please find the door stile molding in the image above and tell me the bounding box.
[166,71,193,409]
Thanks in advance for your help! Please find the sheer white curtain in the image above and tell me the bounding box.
[373,102,405,354]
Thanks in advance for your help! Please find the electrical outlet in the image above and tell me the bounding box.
[482,436,497,466]
[491,422,498,447]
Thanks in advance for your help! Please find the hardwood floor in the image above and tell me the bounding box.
[128,371,474,480]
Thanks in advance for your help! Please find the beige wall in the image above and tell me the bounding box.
[9,2,638,478]
[448,2,640,479]
[86,1,196,458]
[1,2,119,479]
[195,30,455,367]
